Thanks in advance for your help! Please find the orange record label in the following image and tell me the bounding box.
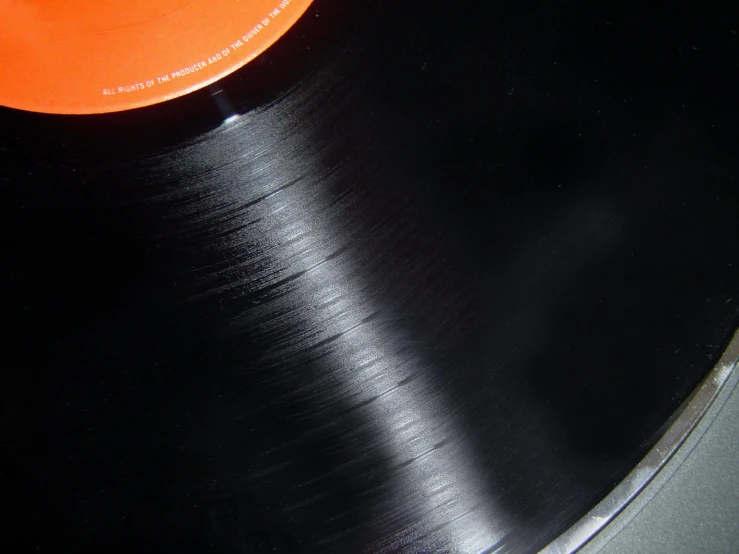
[0,0,313,114]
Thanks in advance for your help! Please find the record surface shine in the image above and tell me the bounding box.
[1,0,738,553]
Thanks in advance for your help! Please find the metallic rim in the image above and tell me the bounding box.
[540,328,739,554]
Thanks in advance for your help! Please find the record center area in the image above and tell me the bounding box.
[0,0,313,113]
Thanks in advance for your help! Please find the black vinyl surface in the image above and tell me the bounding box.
[1,0,738,552]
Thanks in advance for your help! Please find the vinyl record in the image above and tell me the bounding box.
[1,0,738,553]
